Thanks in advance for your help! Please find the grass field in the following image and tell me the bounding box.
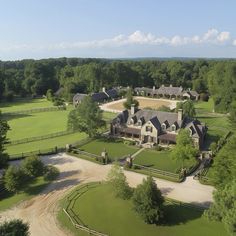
[7,132,87,155]
[0,176,50,212]
[134,149,197,173]
[58,184,227,236]
[79,138,139,160]
[195,98,215,113]
[0,98,53,113]
[195,98,231,149]
[6,109,72,141]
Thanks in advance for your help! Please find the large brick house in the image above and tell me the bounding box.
[110,106,207,149]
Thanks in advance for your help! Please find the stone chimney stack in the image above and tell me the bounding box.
[170,84,172,87]
[153,86,155,91]
[102,87,106,93]
[131,104,135,115]
[178,109,183,121]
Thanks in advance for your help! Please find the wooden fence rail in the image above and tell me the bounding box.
[6,130,76,146]
[2,105,66,116]
[133,164,181,179]
[63,182,109,236]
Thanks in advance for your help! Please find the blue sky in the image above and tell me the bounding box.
[0,0,236,60]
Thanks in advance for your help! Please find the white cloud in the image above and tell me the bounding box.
[0,28,235,53]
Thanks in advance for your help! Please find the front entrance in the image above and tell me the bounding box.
[143,135,153,143]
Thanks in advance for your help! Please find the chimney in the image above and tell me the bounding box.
[102,87,106,93]
[153,86,155,91]
[161,84,164,87]
[178,109,183,121]
[131,104,135,115]
[170,84,172,87]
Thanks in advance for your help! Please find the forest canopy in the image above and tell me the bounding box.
[0,58,236,113]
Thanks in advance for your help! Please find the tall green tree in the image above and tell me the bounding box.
[0,219,29,236]
[107,163,132,199]
[123,88,139,109]
[171,129,198,170]
[0,112,10,169]
[67,96,105,137]
[132,176,164,224]
[176,101,196,118]
[229,100,236,129]
[211,136,236,188]
[204,180,236,236]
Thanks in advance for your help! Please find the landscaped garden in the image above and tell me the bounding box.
[133,149,197,173]
[78,138,139,160]
[58,183,227,236]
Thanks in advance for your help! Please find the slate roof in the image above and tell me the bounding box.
[184,119,206,138]
[73,93,87,103]
[105,89,118,98]
[134,87,153,94]
[156,85,183,96]
[91,92,109,102]
[127,109,183,131]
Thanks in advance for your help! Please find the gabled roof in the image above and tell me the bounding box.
[156,85,183,96]
[134,87,153,93]
[106,89,118,98]
[127,109,183,131]
[73,93,87,103]
[184,119,205,138]
[91,92,108,102]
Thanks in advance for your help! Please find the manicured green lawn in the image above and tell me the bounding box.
[134,149,197,173]
[58,184,227,236]
[0,98,53,113]
[102,111,117,121]
[6,109,73,141]
[0,176,50,212]
[7,132,87,156]
[79,138,139,160]
[195,98,215,113]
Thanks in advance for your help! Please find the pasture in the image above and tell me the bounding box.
[58,183,227,236]
[0,98,53,113]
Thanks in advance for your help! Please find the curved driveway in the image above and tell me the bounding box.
[0,153,214,236]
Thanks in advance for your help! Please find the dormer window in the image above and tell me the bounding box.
[161,123,166,131]
[129,119,134,125]
[171,124,176,132]
[138,120,142,126]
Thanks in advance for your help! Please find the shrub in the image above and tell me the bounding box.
[4,91,14,102]
[21,156,44,178]
[43,165,59,181]
[123,140,136,146]
[0,219,29,236]
[199,93,209,102]
[4,166,28,193]
[155,145,163,151]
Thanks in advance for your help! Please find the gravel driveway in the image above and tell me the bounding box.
[0,153,214,236]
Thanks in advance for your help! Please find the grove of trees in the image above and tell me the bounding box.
[0,58,236,114]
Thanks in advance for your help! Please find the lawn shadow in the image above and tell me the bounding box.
[160,187,174,195]
[2,113,32,121]
[161,203,203,226]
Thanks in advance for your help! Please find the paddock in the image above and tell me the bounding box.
[100,96,178,113]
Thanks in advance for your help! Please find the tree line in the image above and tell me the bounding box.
[0,58,236,113]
